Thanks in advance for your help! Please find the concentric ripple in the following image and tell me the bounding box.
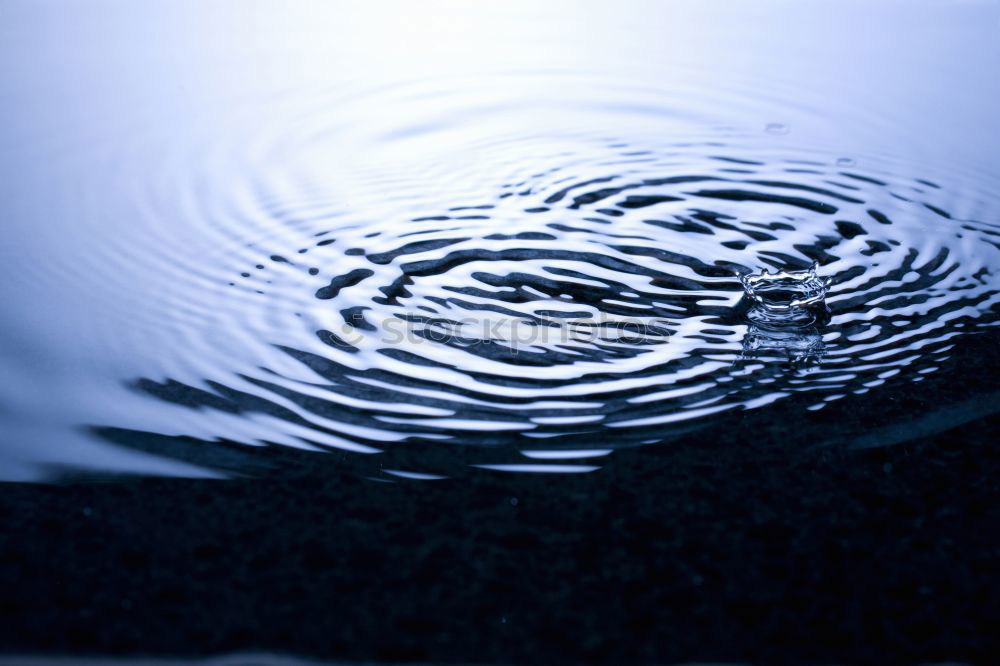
[2,3,999,483]
[116,122,1000,475]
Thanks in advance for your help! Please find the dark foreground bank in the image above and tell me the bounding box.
[0,402,997,665]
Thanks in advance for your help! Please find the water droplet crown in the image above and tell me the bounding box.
[739,263,830,313]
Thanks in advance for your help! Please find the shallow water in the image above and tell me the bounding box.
[1,0,999,480]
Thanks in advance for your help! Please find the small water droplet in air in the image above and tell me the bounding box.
[509,497,519,506]
[765,122,789,135]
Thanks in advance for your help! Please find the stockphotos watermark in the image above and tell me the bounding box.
[331,310,674,352]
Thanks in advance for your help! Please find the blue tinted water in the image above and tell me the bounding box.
[1,0,998,480]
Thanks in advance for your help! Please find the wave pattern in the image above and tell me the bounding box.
[122,130,1000,474]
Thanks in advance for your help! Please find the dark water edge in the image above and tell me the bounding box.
[1,340,997,666]
[1,416,996,665]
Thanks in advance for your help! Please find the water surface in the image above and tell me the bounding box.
[1,0,998,480]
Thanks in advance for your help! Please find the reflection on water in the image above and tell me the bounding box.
[740,324,825,367]
[0,0,998,480]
